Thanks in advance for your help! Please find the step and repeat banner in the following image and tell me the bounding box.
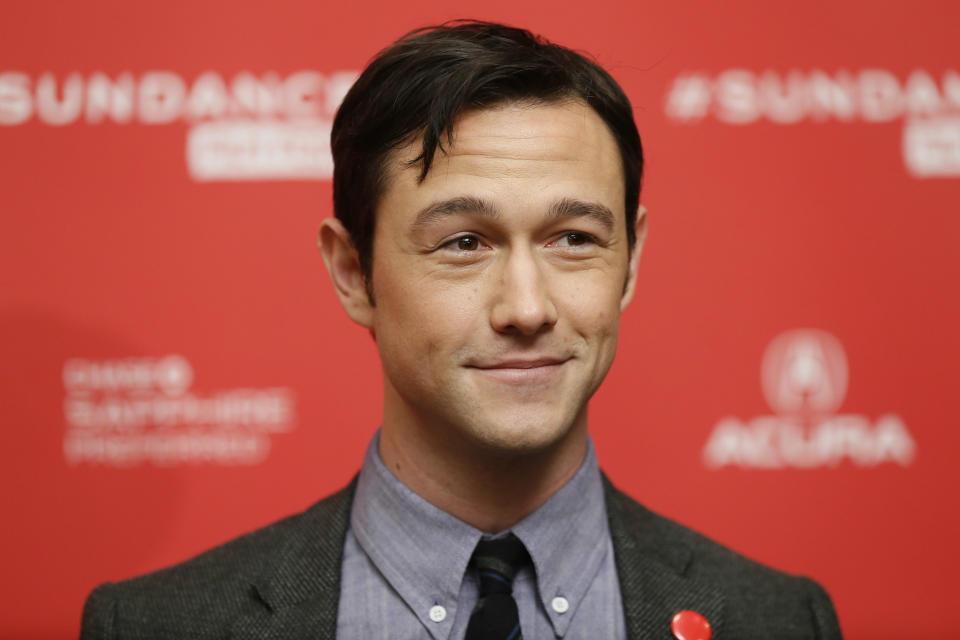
[2,1,957,638]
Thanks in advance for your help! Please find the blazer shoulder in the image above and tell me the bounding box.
[605,474,813,584]
[80,479,356,639]
[603,475,842,639]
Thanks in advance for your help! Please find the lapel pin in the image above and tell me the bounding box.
[671,609,711,640]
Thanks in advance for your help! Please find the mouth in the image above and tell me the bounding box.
[467,357,570,384]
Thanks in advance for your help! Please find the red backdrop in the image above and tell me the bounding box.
[2,2,958,638]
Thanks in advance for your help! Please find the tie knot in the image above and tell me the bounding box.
[471,533,529,595]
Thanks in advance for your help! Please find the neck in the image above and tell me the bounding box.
[378,407,588,534]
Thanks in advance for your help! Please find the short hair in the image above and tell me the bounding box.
[331,20,643,293]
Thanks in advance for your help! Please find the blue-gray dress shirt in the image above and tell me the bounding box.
[336,432,627,639]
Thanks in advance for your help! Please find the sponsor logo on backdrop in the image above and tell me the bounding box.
[0,70,357,181]
[62,355,296,466]
[664,69,960,178]
[702,329,916,469]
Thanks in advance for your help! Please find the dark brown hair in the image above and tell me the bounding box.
[331,20,643,293]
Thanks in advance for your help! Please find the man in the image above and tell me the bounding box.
[81,21,843,639]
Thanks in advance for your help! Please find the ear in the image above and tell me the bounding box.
[318,217,375,328]
[620,205,647,312]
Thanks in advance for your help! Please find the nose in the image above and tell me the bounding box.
[489,247,558,336]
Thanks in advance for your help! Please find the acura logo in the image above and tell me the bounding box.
[761,329,848,415]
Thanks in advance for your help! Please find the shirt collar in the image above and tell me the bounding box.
[350,430,610,639]
[511,438,609,636]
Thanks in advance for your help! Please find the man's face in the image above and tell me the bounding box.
[368,100,641,455]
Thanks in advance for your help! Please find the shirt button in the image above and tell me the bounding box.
[429,605,447,622]
[552,596,570,614]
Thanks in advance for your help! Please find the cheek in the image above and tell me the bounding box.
[573,306,620,350]
[373,267,484,359]
[560,272,625,332]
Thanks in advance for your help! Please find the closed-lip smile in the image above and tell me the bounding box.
[467,357,570,384]
[472,357,567,370]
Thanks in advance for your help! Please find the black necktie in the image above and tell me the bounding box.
[464,533,530,640]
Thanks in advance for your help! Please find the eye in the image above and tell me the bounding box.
[555,232,596,248]
[456,235,480,251]
[441,234,484,252]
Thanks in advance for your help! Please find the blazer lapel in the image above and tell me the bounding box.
[603,475,726,640]
[229,471,724,639]
[230,477,357,640]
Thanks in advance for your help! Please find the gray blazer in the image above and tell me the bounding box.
[81,475,842,639]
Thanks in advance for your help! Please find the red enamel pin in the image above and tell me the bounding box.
[671,609,711,640]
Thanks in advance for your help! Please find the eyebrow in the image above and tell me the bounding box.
[411,195,616,232]
[413,196,501,229]
[548,197,616,232]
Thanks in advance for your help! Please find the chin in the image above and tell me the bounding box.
[464,408,581,456]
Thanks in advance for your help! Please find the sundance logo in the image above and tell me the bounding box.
[664,69,960,178]
[0,70,357,181]
[62,355,297,466]
[703,329,916,469]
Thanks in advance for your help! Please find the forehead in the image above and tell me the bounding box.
[379,100,625,218]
